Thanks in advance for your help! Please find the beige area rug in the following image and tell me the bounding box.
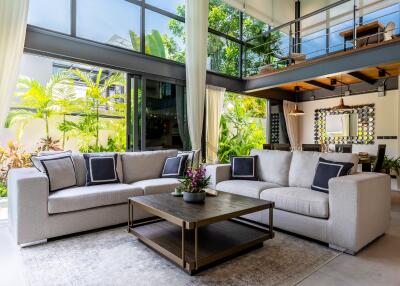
[20,226,340,286]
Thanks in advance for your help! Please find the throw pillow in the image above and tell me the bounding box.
[83,153,120,186]
[31,151,72,173]
[230,156,258,180]
[311,157,354,193]
[161,155,188,178]
[39,155,77,192]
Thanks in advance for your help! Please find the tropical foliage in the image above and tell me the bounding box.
[6,68,127,153]
[218,93,267,163]
[0,141,32,197]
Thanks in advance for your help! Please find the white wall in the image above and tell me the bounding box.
[299,85,400,157]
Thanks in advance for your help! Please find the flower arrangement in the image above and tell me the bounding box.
[179,165,210,193]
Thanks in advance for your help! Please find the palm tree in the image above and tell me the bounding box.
[5,72,73,141]
[67,68,125,150]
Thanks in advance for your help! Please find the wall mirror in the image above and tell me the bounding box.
[314,104,375,145]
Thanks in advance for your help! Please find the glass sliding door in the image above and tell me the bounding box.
[126,76,189,151]
[143,78,189,150]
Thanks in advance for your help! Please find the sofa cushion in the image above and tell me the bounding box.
[39,152,123,187]
[216,180,281,199]
[41,155,77,192]
[250,149,292,186]
[289,151,320,188]
[320,152,358,174]
[230,156,257,180]
[48,183,143,214]
[84,153,120,186]
[260,187,329,219]
[311,158,354,193]
[131,178,180,195]
[121,150,178,183]
[161,155,188,178]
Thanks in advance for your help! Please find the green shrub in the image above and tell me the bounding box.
[0,183,7,198]
[218,93,266,163]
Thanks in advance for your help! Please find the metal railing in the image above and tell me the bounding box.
[244,0,400,77]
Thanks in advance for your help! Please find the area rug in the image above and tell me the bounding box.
[20,227,340,286]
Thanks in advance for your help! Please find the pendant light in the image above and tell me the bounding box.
[289,86,305,116]
[332,76,352,111]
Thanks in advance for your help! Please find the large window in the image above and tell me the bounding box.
[5,54,127,153]
[145,10,185,63]
[208,34,240,77]
[28,0,71,34]
[26,0,281,78]
[218,93,267,163]
[76,0,141,51]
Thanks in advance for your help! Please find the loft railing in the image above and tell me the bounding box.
[244,0,400,77]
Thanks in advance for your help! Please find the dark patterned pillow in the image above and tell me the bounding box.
[311,157,354,193]
[83,153,119,186]
[161,155,188,178]
[230,156,257,180]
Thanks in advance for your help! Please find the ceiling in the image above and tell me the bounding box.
[246,61,400,101]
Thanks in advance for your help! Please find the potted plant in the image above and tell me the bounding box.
[179,165,210,203]
[382,156,400,189]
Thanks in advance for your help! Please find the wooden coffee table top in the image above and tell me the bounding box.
[130,192,273,227]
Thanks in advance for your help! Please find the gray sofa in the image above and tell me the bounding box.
[206,149,392,254]
[8,150,181,246]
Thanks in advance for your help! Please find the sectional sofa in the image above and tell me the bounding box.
[8,150,181,246]
[206,149,392,254]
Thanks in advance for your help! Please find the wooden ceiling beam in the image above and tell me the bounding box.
[348,71,377,85]
[305,80,335,91]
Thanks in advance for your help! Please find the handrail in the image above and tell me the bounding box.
[245,0,352,43]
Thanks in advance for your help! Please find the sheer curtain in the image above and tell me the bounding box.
[0,0,29,132]
[185,0,209,150]
[283,100,300,149]
[206,85,225,164]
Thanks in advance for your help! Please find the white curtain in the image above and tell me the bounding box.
[185,0,209,150]
[206,85,225,164]
[283,100,300,150]
[0,0,29,133]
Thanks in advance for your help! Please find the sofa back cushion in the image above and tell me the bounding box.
[289,151,359,188]
[250,149,292,186]
[289,151,321,188]
[320,152,358,174]
[121,150,178,183]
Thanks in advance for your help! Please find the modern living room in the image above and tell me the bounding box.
[1,0,400,285]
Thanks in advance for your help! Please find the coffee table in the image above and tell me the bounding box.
[128,192,274,275]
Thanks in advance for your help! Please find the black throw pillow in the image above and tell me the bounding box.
[83,153,119,186]
[230,156,257,180]
[311,157,354,193]
[161,155,188,178]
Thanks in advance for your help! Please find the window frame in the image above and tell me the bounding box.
[27,0,251,78]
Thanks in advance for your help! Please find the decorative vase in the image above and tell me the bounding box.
[183,191,206,203]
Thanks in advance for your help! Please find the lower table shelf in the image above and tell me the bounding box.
[129,219,272,274]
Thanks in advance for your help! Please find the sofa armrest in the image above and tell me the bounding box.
[328,172,391,253]
[205,164,231,189]
[7,168,49,245]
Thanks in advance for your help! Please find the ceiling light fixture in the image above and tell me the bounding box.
[289,86,305,116]
[332,77,352,111]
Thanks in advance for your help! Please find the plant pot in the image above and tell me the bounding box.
[183,191,206,203]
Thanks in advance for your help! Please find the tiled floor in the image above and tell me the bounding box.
[0,192,399,286]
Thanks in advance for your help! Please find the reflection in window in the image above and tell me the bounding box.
[28,0,71,34]
[209,0,240,38]
[145,80,190,150]
[208,33,240,77]
[145,10,185,63]
[76,0,141,51]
